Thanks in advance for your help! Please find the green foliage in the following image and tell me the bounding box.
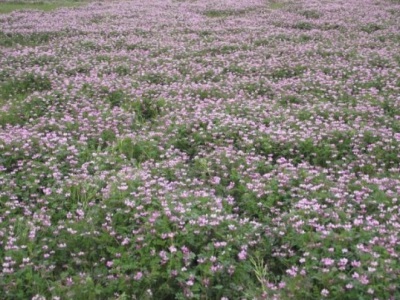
[86,129,117,151]
[222,64,246,75]
[0,1,84,14]
[270,65,307,79]
[115,65,131,76]
[131,96,165,121]
[368,55,391,68]
[253,38,272,47]
[255,133,355,168]
[0,74,53,127]
[353,77,386,93]
[172,125,209,158]
[361,23,384,33]
[278,94,303,107]
[191,70,222,83]
[96,54,111,62]
[298,34,313,42]
[293,22,314,30]
[139,72,176,85]
[268,1,286,10]
[0,73,52,100]
[239,81,275,97]
[104,89,127,108]
[0,31,59,47]
[297,110,313,121]
[380,99,400,117]
[204,9,248,18]
[0,95,57,127]
[299,9,322,19]
[194,45,242,57]
[114,138,160,162]
[190,87,229,100]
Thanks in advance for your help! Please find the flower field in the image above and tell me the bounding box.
[0,0,399,298]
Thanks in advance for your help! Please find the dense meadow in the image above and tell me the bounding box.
[0,0,400,299]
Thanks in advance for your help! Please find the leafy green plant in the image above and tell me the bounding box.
[293,22,314,30]
[270,65,307,79]
[114,138,160,162]
[361,23,384,33]
[0,31,59,47]
[204,9,248,18]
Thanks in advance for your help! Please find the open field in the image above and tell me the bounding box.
[0,0,400,299]
[0,0,86,14]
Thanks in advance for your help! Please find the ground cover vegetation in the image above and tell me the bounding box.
[0,0,400,299]
[0,0,86,14]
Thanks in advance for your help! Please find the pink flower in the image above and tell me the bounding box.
[321,258,335,266]
[286,266,298,277]
[321,289,329,297]
[211,176,221,185]
[186,279,194,286]
[43,188,52,195]
[238,249,247,261]
[66,277,73,286]
[134,272,143,280]
[359,275,369,285]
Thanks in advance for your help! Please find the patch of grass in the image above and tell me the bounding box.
[299,9,322,19]
[253,38,272,47]
[361,23,384,34]
[239,81,275,97]
[255,132,356,168]
[197,30,213,37]
[96,55,111,62]
[373,143,400,170]
[64,64,92,76]
[203,8,249,18]
[126,43,150,51]
[278,94,303,107]
[298,34,313,43]
[297,110,313,121]
[274,33,292,41]
[114,64,131,76]
[0,94,57,128]
[270,65,307,80]
[114,138,160,162]
[172,125,210,158]
[78,40,100,51]
[194,45,242,57]
[0,73,52,102]
[100,88,165,121]
[293,21,314,30]
[0,0,87,14]
[190,87,230,100]
[192,70,223,83]
[149,47,170,58]
[320,23,343,31]
[0,31,59,47]
[368,55,391,68]
[131,96,166,121]
[380,99,400,117]
[87,129,117,151]
[138,72,176,85]
[268,1,286,10]
[0,1,85,14]
[222,64,246,75]
[104,89,127,108]
[355,77,386,92]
